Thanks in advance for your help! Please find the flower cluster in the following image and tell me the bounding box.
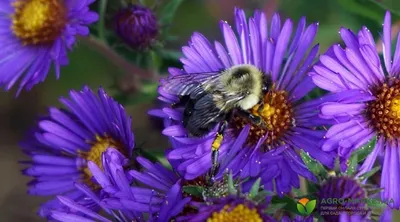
[6,0,399,221]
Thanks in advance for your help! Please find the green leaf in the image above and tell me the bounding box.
[307,182,318,194]
[358,166,381,181]
[292,188,304,197]
[364,0,400,19]
[156,49,182,61]
[252,190,276,204]
[300,150,328,179]
[271,196,299,214]
[227,172,237,195]
[159,0,184,26]
[351,136,377,163]
[338,0,384,23]
[345,153,358,176]
[305,199,317,214]
[149,50,163,70]
[265,203,287,214]
[116,81,158,105]
[133,148,159,163]
[97,0,108,41]
[182,185,204,197]
[248,178,261,199]
[366,198,387,209]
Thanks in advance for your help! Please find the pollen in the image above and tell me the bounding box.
[12,0,67,45]
[231,90,294,149]
[207,204,263,222]
[79,135,125,189]
[367,79,400,139]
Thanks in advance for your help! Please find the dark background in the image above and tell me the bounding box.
[1,0,400,221]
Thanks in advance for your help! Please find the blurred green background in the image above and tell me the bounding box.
[1,0,400,221]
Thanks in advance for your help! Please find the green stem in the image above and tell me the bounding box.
[80,36,159,81]
[98,0,108,42]
[366,0,400,19]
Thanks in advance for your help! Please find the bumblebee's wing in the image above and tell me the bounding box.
[161,72,221,97]
[190,93,226,127]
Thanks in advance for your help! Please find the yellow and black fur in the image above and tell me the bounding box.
[163,64,271,181]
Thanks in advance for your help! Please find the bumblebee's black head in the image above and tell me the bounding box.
[231,67,252,79]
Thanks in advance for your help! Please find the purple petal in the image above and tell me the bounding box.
[162,125,187,137]
[272,19,293,82]
[381,142,400,208]
[320,103,365,117]
[214,41,232,68]
[57,196,111,222]
[220,21,242,64]
[383,11,392,74]
[357,137,383,180]
[51,212,97,222]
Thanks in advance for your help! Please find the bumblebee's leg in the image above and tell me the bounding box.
[257,99,265,114]
[237,109,263,125]
[209,120,228,182]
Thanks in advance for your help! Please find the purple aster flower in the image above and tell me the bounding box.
[183,196,276,222]
[311,11,400,209]
[96,151,191,221]
[0,0,98,94]
[129,155,252,220]
[281,215,312,222]
[113,4,158,49]
[52,148,189,222]
[317,176,371,222]
[150,7,335,195]
[20,86,134,218]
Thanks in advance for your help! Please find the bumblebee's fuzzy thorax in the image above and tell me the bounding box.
[219,65,263,110]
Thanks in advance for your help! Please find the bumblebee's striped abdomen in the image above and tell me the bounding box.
[183,92,225,137]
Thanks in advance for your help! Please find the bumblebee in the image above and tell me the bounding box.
[162,64,271,179]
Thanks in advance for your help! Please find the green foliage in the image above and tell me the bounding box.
[337,0,385,23]
[227,172,237,195]
[300,150,328,180]
[114,81,159,105]
[183,185,205,197]
[159,0,185,28]
[248,178,261,199]
[271,195,299,215]
[345,153,359,176]
[264,203,287,214]
[358,166,381,181]
[351,137,377,163]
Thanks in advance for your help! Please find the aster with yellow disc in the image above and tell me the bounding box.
[20,86,135,218]
[151,7,336,195]
[0,0,98,94]
[312,11,400,209]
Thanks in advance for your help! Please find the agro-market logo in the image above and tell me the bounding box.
[296,197,316,216]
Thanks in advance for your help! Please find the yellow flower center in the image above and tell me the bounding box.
[207,204,263,222]
[80,136,125,188]
[12,0,67,45]
[231,90,294,148]
[367,79,400,139]
[253,103,276,120]
[391,97,400,119]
